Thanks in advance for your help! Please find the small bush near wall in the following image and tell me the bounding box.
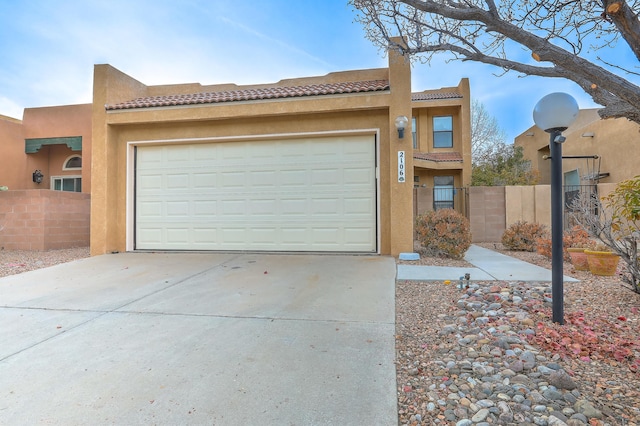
[501,221,548,252]
[415,209,472,259]
[536,225,596,261]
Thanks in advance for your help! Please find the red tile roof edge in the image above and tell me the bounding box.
[106,79,391,110]
[413,152,463,162]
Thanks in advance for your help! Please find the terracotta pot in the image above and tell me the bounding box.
[567,248,590,271]
[584,250,620,276]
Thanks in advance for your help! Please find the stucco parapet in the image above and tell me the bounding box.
[104,93,392,125]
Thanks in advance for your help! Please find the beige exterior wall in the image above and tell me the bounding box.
[0,114,24,190]
[0,105,92,192]
[91,45,429,256]
[515,109,640,185]
[412,78,472,189]
[502,183,613,232]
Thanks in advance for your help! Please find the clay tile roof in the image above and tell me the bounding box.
[413,152,463,162]
[412,92,462,101]
[106,79,390,110]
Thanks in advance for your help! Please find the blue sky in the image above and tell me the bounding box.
[0,0,623,142]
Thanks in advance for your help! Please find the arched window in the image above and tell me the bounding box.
[63,155,82,170]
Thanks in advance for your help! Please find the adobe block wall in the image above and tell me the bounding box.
[0,190,90,250]
[469,186,506,243]
[413,187,434,216]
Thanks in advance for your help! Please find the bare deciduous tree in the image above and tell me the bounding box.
[471,99,506,166]
[350,0,640,123]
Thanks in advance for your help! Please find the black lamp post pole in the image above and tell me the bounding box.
[549,129,564,325]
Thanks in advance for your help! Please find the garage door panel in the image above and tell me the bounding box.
[250,170,277,186]
[166,228,189,243]
[136,136,376,252]
[249,199,278,215]
[137,228,162,244]
[344,197,375,214]
[166,201,189,217]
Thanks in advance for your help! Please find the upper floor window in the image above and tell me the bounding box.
[63,155,82,170]
[433,116,453,148]
[412,117,418,149]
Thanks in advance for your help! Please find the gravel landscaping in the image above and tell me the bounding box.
[397,243,640,426]
[0,247,89,278]
[1,245,638,425]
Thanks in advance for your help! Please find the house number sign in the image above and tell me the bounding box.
[398,151,405,183]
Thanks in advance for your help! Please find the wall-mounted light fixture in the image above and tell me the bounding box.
[32,170,44,184]
[395,115,409,139]
[581,132,595,137]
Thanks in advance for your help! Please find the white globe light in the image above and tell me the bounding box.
[395,115,409,130]
[533,92,579,132]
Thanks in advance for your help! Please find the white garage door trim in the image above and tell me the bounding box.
[126,131,380,253]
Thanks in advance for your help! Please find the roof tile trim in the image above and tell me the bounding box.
[413,152,463,162]
[106,79,390,110]
[411,92,462,101]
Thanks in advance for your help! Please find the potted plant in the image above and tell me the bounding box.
[584,243,620,276]
[570,176,640,290]
[567,247,591,271]
[565,226,596,271]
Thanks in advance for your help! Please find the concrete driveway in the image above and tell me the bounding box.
[0,252,397,425]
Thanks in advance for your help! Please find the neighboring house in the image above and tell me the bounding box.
[515,109,640,186]
[0,104,92,192]
[0,105,92,250]
[90,43,472,257]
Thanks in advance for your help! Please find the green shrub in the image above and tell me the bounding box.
[501,221,548,252]
[415,209,471,259]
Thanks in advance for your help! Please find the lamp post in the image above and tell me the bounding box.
[533,93,579,325]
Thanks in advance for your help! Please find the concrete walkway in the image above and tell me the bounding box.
[0,253,397,425]
[397,244,579,282]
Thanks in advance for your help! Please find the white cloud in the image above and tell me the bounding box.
[0,97,23,120]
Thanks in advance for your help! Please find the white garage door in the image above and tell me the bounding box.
[135,135,377,252]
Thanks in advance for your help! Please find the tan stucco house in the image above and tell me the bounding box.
[515,109,640,186]
[1,43,471,255]
[0,104,92,192]
[0,106,91,250]
[90,44,470,257]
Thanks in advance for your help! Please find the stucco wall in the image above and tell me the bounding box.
[515,109,640,185]
[0,105,92,192]
[0,115,25,190]
[469,186,506,243]
[23,104,93,193]
[91,45,416,256]
[0,190,90,250]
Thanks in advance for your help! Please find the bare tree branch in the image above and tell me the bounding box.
[351,0,640,123]
[603,0,640,61]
